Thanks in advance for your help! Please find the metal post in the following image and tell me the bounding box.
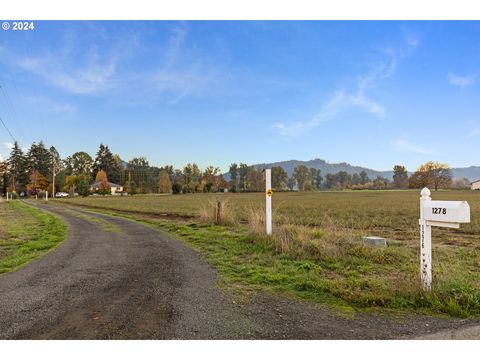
[215,197,221,224]
[420,187,432,291]
[52,168,56,198]
[265,169,272,235]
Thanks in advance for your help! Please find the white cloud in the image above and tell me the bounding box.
[275,54,393,137]
[18,53,117,95]
[275,36,419,137]
[4,142,14,150]
[274,91,347,136]
[393,139,435,156]
[448,73,476,88]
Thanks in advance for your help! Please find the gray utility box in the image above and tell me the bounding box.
[363,236,387,247]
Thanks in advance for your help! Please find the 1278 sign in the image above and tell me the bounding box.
[432,207,447,215]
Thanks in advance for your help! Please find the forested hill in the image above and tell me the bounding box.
[251,159,393,180]
[250,159,480,181]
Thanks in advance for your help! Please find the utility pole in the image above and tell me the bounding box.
[52,167,56,198]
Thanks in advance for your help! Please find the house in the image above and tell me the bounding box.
[471,179,480,190]
[90,181,124,195]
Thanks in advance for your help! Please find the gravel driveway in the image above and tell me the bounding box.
[0,203,478,339]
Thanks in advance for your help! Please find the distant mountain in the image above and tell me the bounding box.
[451,166,480,182]
[251,159,394,180]
[243,158,480,182]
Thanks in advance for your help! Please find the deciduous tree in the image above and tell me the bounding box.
[271,166,288,190]
[409,161,452,191]
[158,170,173,193]
[393,165,409,189]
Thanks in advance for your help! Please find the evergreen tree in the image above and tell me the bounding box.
[92,144,120,183]
[26,141,51,177]
[7,141,27,192]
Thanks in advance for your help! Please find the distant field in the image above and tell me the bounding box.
[54,190,480,243]
[52,190,480,316]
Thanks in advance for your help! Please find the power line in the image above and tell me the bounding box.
[0,84,26,141]
[0,115,16,143]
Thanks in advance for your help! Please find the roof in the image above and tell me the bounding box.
[471,179,480,185]
[90,181,122,189]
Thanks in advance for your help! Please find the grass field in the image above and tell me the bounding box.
[53,190,480,316]
[0,201,68,274]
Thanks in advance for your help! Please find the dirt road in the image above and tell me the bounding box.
[0,203,478,339]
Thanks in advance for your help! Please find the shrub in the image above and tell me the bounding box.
[172,183,182,194]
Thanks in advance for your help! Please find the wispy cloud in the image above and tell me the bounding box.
[448,73,477,88]
[9,23,216,105]
[18,48,119,96]
[275,35,419,137]
[393,138,435,156]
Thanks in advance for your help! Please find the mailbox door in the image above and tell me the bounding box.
[423,200,470,223]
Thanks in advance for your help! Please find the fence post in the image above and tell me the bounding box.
[215,197,221,224]
[419,187,432,291]
[45,190,49,201]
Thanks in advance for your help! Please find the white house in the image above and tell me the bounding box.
[90,181,124,195]
[471,179,480,190]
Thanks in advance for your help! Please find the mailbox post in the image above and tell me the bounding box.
[419,187,471,291]
[419,188,433,291]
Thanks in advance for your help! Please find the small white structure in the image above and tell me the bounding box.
[419,188,471,291]
[471,179,480,190]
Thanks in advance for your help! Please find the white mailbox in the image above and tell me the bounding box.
[418,188,471,292]
[422,200,470,227]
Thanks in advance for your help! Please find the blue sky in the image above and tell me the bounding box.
[0,21,479,172]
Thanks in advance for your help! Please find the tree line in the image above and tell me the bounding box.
[0,140,462,197]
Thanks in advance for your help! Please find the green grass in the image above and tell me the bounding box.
[62,209,120,233]
[0,201,68,274]
[52,190,480,317]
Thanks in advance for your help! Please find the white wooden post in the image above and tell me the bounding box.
[45,190,48,201]
[419,187,432,291]
[6,192,9,202]
[265,169,272,235]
